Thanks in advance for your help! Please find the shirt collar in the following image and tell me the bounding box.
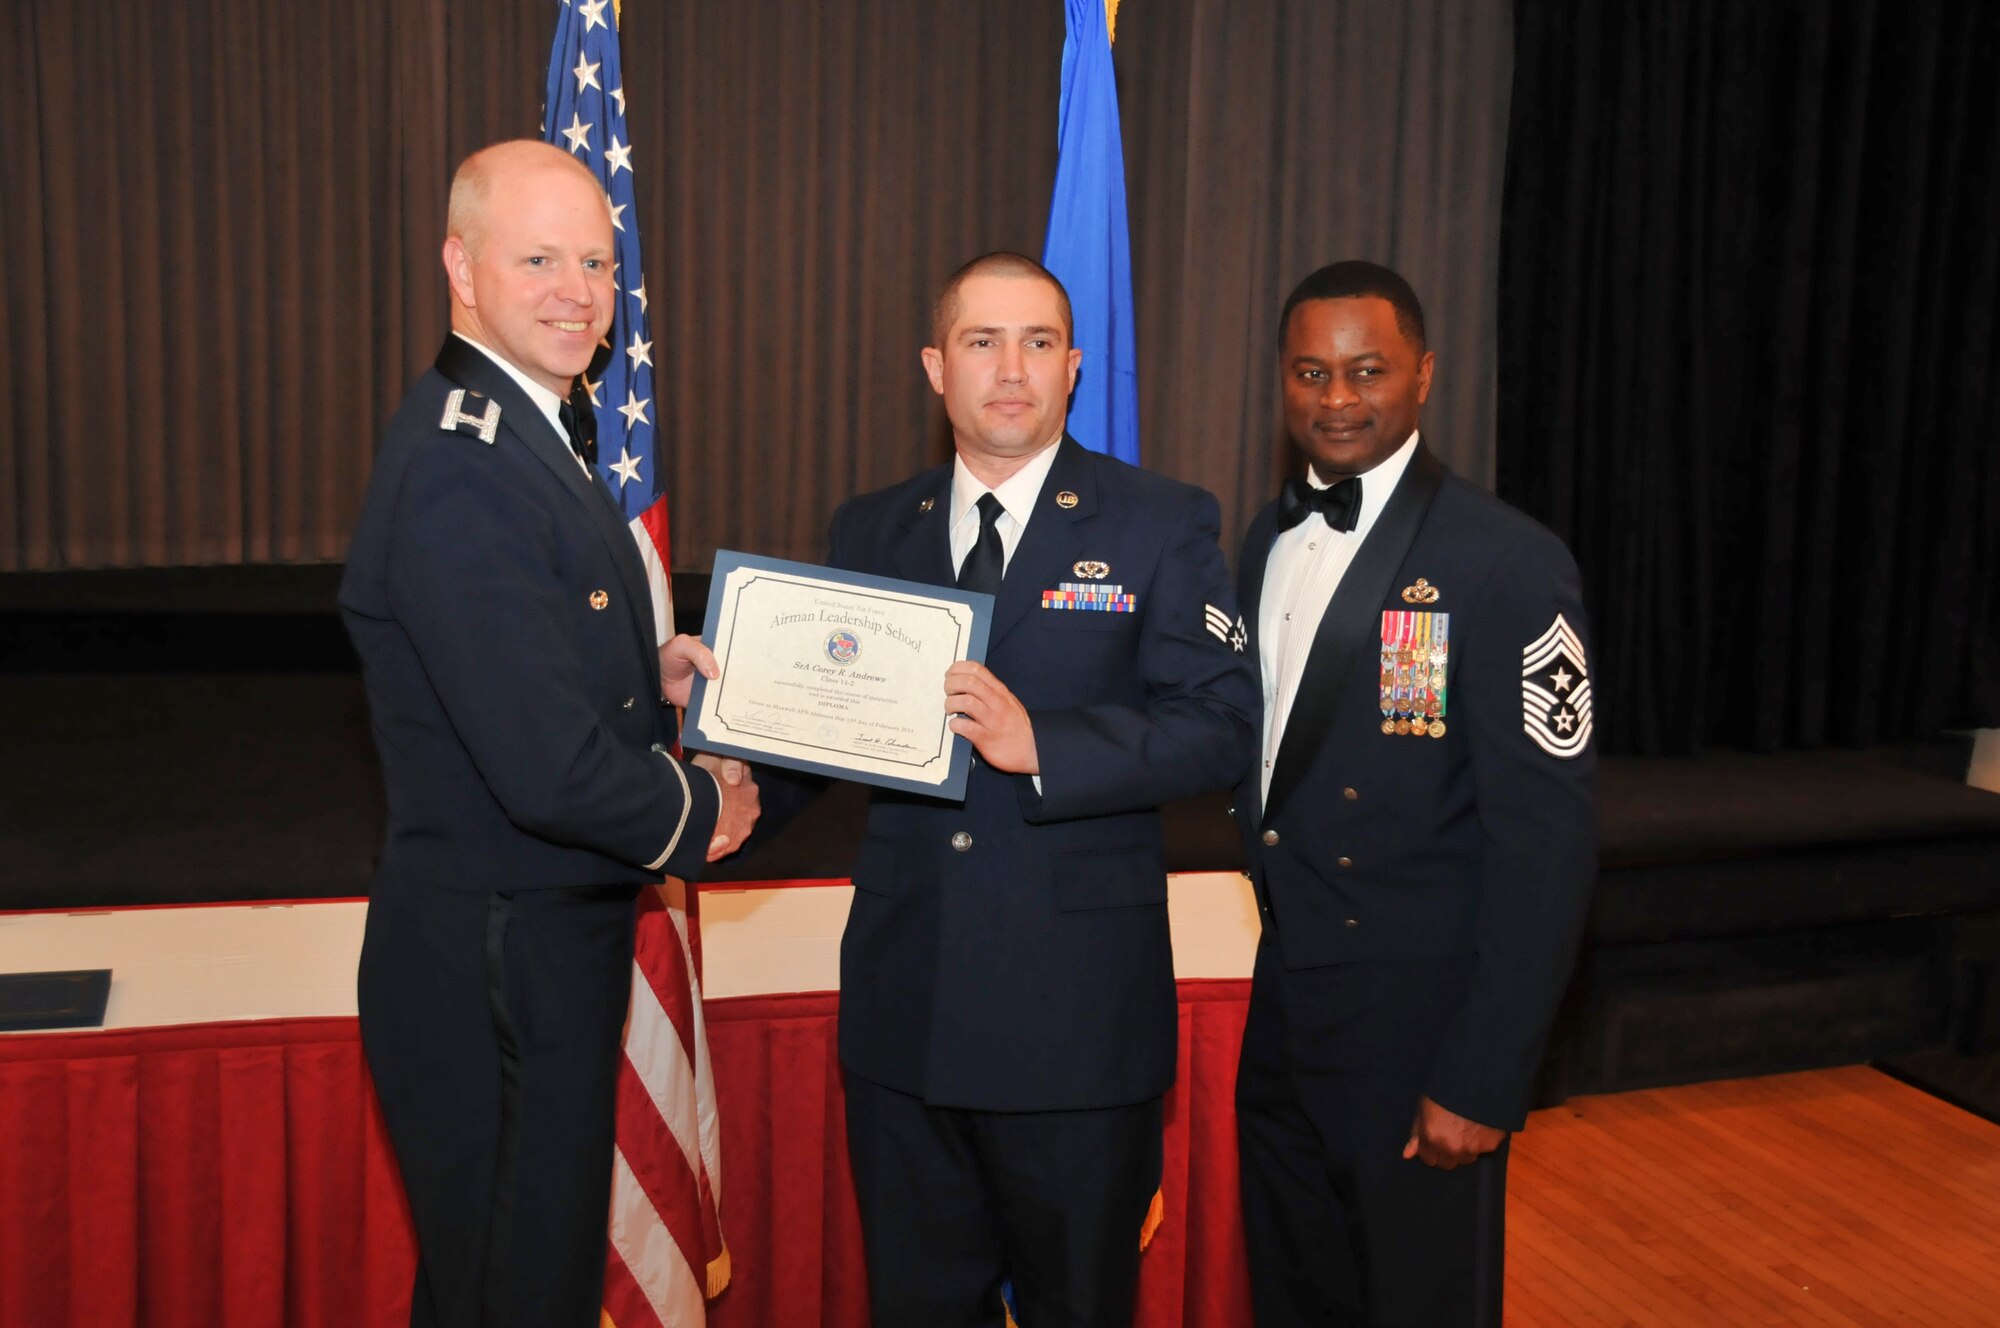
[950,436,1064,529]
[1307,429,1421,535]
[452,332,568,440]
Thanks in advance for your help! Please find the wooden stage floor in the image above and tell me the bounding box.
[1506,1066,2000,1326]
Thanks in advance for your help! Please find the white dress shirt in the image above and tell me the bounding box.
[948,438,1063,579]
[1258,431,1421,807]
[453,332,589,476]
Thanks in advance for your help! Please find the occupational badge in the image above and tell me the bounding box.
[1073,560,1110,580]
[1522,614,1592,758]
[1401,578,1441,604]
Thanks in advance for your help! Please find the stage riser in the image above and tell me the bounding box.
[1547,918,1964,1097]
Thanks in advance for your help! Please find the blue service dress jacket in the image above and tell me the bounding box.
[1234,445,1599,1131]
[339,337,720,894]
[822,437,1259,1113]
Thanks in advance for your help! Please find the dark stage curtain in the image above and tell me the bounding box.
[1500,0,2000,754]
[2,0,1510,572]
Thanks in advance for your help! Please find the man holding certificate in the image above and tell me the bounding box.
[806,252,1258,1327]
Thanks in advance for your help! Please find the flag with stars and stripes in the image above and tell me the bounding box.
[543,0,675,644]
[542,6,730,1327]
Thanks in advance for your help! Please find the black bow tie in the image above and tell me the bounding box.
[1277,474,1361,533]
[559,384,599,468]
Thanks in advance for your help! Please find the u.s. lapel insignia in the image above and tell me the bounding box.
[1401,578,1441,604]
[1522,614,1592,757]
[589,589,610,611]
[1056,491,1079,509]
[1073,560,1110,580]
[919,496,936,513]
[440,389,501,444]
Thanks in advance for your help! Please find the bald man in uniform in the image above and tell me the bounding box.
[340,140,759,1327]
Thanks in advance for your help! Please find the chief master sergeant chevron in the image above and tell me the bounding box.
[338,140,759,1327]
[1232,260,1597,1327]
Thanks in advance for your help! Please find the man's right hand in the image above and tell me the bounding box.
[696,753,761,861]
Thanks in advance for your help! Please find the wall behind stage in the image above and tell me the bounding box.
[0,0,1511,572]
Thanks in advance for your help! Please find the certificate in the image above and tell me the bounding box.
[685,552,993,799]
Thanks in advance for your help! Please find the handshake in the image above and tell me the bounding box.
[658,634,763,863]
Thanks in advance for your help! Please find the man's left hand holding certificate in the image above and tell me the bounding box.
[686,552,994,800]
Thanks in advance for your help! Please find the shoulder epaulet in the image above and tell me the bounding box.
[439,389,501,444]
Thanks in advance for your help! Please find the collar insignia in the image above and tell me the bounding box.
[440,389,501,444]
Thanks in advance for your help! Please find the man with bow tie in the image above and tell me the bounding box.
[1231,261,1598,1326]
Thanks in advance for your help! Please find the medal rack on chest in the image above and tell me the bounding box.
[1381,604,1449,738]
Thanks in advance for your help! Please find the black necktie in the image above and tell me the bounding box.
[957,493,1006,597]
[1277,474,1361,533]
[559,386,598,468]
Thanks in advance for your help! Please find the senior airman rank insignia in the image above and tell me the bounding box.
[1522,614,1592,757]
[1381,610,1449,736]
[439,389,501,444]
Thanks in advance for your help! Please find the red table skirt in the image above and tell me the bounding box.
[0,982,1255,1327]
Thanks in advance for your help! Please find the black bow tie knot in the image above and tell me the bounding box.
[1278,474,1361,533]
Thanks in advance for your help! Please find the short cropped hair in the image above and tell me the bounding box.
[931,252,1074,347]
[446,139,604,256]
[1280,261,1427,353]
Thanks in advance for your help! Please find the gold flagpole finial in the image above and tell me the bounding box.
[1106,0,1121,44]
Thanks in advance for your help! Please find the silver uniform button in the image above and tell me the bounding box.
[621,697,635,710]
[1261,829,1279,846]
[650,742,668,754]
[1344,918,1359,928]
[951,831,973,852]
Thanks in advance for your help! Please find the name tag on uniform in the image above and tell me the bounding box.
[1043,582,1137,612]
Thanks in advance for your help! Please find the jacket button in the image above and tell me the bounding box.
[1343,787,1358,801]
[650,742,668,754]
[622,697,635,710]
[1344,918,1359,928]
[951,831,973,852]
[1227,806,1236,819]
[1337,856,1353,868]
[1261,829,1279,846]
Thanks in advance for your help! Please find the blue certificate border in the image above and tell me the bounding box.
[685,551,994,801]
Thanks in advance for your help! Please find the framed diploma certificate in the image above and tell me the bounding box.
[684,551,994,799]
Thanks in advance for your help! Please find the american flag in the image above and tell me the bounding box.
[541,5,730,1325]
[544,0,675,643]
